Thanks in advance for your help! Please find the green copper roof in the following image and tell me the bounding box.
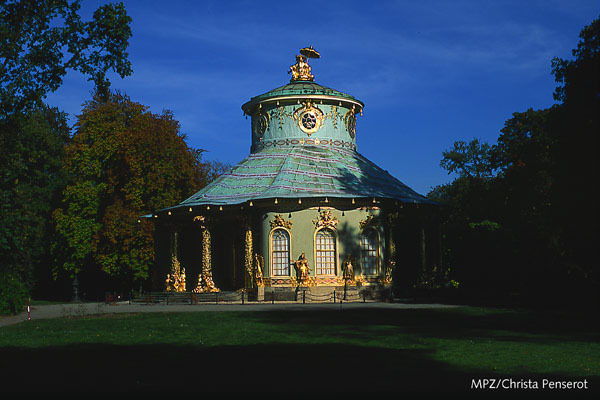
[169,146,433,209]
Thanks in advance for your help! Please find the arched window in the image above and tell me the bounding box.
[360,228,379,275]
[315,229,336,275]
[271,229,290,276]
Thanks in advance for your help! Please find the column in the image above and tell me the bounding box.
[244,225,254,289]
[197,226,218,292]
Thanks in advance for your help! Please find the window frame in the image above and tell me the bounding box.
[314,227,338,276]
[360,227,380,276]
[270,227,291,277]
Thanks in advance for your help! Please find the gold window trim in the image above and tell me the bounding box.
[313,227,339,277]
[269,227,292,277]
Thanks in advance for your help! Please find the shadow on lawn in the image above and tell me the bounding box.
[245,307,600,344]
[2,341,598,393]
[1,308,598,393]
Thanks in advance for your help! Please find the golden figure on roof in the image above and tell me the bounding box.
[288,45,320,82]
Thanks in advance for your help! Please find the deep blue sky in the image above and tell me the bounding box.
[45,0,599,196]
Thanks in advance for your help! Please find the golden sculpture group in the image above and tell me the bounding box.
[165,255,186,292]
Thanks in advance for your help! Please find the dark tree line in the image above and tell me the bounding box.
[428,17,599,307]
[0,1,228,313]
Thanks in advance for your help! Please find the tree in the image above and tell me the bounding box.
[440,138,496,179]
[0,0,132,313]
[0,0,132,116]
[430,17,599,306]
[0,106,70,312]
[550,17,599,286]
[52,91,223,297]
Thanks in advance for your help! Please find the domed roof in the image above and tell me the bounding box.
[154,48,435,215]
[171,145,433,208]
[242,81,363,115]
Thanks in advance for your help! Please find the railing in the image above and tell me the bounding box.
[131,288,378,305]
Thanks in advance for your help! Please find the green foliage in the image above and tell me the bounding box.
[430,17,599,304]
[52,91,222,295]
[0,0,133,312]
[0,107,70,313]
[440,138,496,179]
[0,270,30,315]
[0,0,132,116]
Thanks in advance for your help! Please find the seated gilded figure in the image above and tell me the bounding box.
[293,252,311,282]
[288,54,314,81]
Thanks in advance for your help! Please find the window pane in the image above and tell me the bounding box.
[316,229,336,275]
[272,230,290,276]
[361,229,378,275]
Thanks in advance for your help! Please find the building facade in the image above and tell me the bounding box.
[151,47,438,300]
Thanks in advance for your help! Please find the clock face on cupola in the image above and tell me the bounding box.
[243,46,364,153]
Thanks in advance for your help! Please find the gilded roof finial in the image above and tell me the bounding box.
[288,45,320,82]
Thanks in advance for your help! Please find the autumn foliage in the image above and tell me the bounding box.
[52,91,220,293]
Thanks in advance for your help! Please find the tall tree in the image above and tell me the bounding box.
[0,0,132,116]
[0,107,70,312]
[52,92,222,296]
[550,17,599,285]
[429,17,599,305]
[0,0,132,313]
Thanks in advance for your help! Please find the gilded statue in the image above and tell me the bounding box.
[253,253,264,286]
[293,252,311,282]
[342,254,354,281]
[288,54,313,81]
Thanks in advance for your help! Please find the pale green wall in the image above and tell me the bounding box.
[252,102,357,149]
[259,207,384,278]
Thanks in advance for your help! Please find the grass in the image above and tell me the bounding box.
[0,306,598,392]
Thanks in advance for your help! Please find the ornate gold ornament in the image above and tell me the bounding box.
[270,214,293,230]
[294,100,324,136]
[359,214,379,229]
[326,105,341,129]
[271,105,292,130]
[312,209,338,229]
[252,109,270,140]
[344,109,357,138]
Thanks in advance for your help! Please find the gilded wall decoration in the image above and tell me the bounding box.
[252,108,270,140]
[294,100,324,136]
[326,105,341,129]
[359,214,380,229]
[271,106,293,130]
[270,214,293,230]
[344,109,356,138]
[312,209,338,229]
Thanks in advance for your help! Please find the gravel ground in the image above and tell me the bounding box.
[0,301,460,327]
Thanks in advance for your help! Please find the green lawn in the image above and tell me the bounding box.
[0,306,598,392]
